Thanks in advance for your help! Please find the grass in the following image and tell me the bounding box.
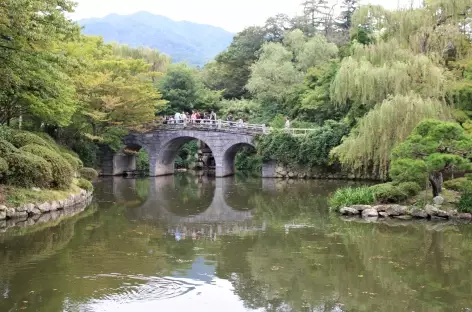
[0,178,86,207]
[329,186,375,212]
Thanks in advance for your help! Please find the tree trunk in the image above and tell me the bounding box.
[429,172,443,197]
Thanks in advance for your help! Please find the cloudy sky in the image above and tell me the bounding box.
[70,0,422,32]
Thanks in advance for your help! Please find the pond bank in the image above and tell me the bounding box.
[339,203,472,222]
[0,188,93,222]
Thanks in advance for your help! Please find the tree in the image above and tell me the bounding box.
[0,0,81,126]
[390,119,472,197]
[336,0,358,30]
[331,94,451,180]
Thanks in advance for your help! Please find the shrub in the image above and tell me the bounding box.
[397,182,422,196]
[371,183,408,204]
[444,178,472,192]
[458,192,472,213]
[58,145,80,159]
[20,144,74,189]
[329,186,375,210]
[0,157,7,175]
[136,150,150,173]
[0,139,19,156]
[77,178,93,192]
[35,132,58,147]
[9,132,54,149]
[61,152,83,171]
[4,151,53,188]
[0,125,13,141]
[79,167,98,181]
[73,139,99,168]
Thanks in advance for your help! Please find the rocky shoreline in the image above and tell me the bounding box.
[339,199,472,222]
[0,189,93,222]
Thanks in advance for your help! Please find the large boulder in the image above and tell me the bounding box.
[410,208,428,218]
[362,208,379,218]
[340,207,360,216]
[458,213,472,220]
[433,196,445,206]
[385,205,408,216]
[351,205,372,212]
[425,204,439,216]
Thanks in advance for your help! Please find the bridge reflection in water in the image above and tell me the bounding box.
[104,175,276,239]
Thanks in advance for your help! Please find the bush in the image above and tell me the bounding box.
[79,167,98,181]
[73,139,99,168]
[458,192,472,213]
[9,132,54,149]
[329,186,375,210]
[35,132,58,147]
[0,157,7,175]
[61,152,83,171]
[0,125,13,141]
[397,182,422,196]
[444,178,472,192]
[136,150,150,173]
[77,178,93,192]
[4,151,53,188]
[0,139,19,155]
[20,144,74,189]
[371,183,408,204]
[58,145,80,159]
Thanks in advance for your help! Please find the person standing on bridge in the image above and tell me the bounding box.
[285,117,290,129]
[210,110,216,125]
[174,111,181,124]
[181,111,187,125]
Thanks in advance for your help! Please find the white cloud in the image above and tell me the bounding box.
[70,0,422,32]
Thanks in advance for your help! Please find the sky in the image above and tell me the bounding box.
[70,0,423,33]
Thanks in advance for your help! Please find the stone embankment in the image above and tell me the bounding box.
[273,164,376,180]
[339,196,471,222]
[0,189,93,223]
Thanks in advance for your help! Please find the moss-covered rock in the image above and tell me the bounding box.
[77,178,93,192]
[79,167,98,182]
[4,151,53,188]
[20,144,74,189]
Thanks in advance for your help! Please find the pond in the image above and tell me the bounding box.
[0,174,471,312]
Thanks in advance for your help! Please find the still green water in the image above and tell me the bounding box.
[1,175,472,312]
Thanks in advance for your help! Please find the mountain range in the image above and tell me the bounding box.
[79,11,234,66]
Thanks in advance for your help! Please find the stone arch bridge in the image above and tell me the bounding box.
[101,121,277,177]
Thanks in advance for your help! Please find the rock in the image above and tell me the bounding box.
[37,202,51,213]
[431,215,447,220]
[16,205,27,212]
[24,204,35,213]
[15,211,28,219]
[437,210,449,218]
[433,196,445,205]
[410,208,428,218]
[362,208,379,218]
[447,210,458,218]
[0,211,6,220]
[351,205,372,212]
[372,205,387,212]
[340,207,360,216]
[6,208,16,218]
[50,201,60,211]
[385,205,408,216]
[288,172,294,178]
[31,208,41,215]
[458,213,472,220]
[394,215,413,220]
[0,205,6,212]
[378,211,389,218]
[425,204,439,216]
[31,187,41,192]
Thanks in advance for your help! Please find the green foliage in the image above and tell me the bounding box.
[72,140,99,168]
[332,94,450,179]
[370,183,409,204]
[391,120,472,190]
[270,114,286,129]
[79,167,99,182]
[102,126,128,152]
[0,157,8,176]
[61,153,83,171]
[77,178,94,192]
[458,192,472,213]
[329,186,375,210]
[397,182,422,197]
[175,141,198,169]
[136,150,150,173]
[256,131,301,164]
[444,178,472,192]
[20,144,74,189]
[0,125,13,141]
[235,148,262,173]
[4,152,53,188]
[0,139,19,155]
[9,132,55,149]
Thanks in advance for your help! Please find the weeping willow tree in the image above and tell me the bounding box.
[330,40,449,108]
[330,93,451,179]
[352,1,472,57]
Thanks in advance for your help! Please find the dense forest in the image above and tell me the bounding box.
[0,0,471,205]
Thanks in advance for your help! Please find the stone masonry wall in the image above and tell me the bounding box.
[272,163,379,180]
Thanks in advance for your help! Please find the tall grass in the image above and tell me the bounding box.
[329,187,375,212]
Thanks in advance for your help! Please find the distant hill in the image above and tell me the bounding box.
[79,11,234,66]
